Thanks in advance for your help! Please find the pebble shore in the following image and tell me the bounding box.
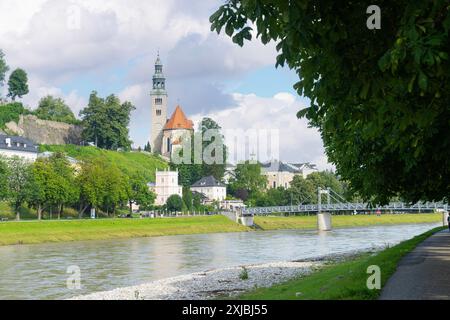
[70,250,373,300]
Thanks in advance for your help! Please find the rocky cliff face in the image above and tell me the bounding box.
[5,115,82,145]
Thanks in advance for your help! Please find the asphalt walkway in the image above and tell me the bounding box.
[380,229,450,300]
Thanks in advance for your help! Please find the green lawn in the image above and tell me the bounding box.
[255,213,441,230]
[39,144,168,182]
[0,215,249,246]
[238,226,445,300]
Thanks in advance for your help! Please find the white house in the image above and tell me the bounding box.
[0,135,39,162]
[149,169,183,206]
[191,176,227,202]
[261,160,318,189]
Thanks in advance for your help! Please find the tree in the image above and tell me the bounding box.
[6,157,31,220]
[76,159,107,217]
[0,157,9,201]
[289,176,316,205]
[126,173,156,214]
[35,96,77,124]
[211,1,450,204]
[229,161,267,201]
[166,194,183,212]
[144,142,151,152]
[0,49,9,94]
[7,68,29,101]
[199,117,227,180]
[170,131,203,187]
[182,187,193,211]
[102,163,128,216]
[26,159,51,220]
[47,153,78,219]
[79,91,135,150]
[306,171,345,201]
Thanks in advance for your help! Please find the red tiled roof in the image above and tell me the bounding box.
[164,105,194,130]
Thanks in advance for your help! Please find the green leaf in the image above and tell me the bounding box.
[418,71,428,91]
[225,22,234,37]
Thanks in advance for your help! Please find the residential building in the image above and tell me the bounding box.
[0,135,38,161]
[149,169,183,206]
[191,175,227,202]
[261,160,318,189]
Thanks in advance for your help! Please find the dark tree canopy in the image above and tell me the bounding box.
[166,194,184,212]
[7,68,29,101]
[80,91,135,150]
[35,95,78,124]
[211,1,450,204]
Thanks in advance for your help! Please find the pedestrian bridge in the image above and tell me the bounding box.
[243,202,449,216]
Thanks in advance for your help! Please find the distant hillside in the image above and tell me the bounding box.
[40,145,168,182]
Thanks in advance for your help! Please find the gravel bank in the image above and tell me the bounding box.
[70,261,322,300]
[70,249,377,300]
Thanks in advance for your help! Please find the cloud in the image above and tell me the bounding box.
[190,93,332,170]
[0,0,330,170]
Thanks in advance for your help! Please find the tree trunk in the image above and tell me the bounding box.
[58,204,63,220]
[129,201,133,215]
[37,204,42,221]
[79,203,89,219]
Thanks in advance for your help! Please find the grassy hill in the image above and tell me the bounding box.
[39,144,168,182]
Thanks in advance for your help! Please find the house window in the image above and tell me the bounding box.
[156,110,162,116]
[273,181,276,188]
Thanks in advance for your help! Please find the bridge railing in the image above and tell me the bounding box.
[243,202,448,215]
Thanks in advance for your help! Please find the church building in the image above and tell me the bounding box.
[150,54,194,158]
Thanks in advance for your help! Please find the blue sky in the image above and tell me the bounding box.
[0,0,330,169]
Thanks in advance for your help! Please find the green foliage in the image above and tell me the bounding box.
[34,95,78,124]
[76,158,129,216]
[80,91,135,150]
[0,102,27,129]
[0,157,9,200]
[39,144,168,183]
[289,176,316,204]
[126,173,156,213]
[199,117,227,180]
[7,68,29,100]
[144,142,151,152]
[166,194,184,212]
[211,1,450,204]
[182,187,193,211]
[0,49,9,91]
[171,117,227,186]
[4,157,31,220]
[229,161,267,202]
[239,267,249,280]
[171,131,203,187]
[252,171,348,206]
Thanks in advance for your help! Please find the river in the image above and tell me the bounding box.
[0,223,439,300]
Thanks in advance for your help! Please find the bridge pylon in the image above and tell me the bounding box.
[318,187,332,231]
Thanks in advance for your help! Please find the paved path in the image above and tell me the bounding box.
[380,229,450,300]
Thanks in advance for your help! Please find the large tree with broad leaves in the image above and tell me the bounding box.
[211,0,450,204]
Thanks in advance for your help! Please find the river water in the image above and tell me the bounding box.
[0,223,439,300]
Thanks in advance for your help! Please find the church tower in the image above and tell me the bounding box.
[150,53,168,154]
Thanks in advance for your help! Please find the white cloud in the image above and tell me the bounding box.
[0,0,330,170]
[191,93,333,170]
